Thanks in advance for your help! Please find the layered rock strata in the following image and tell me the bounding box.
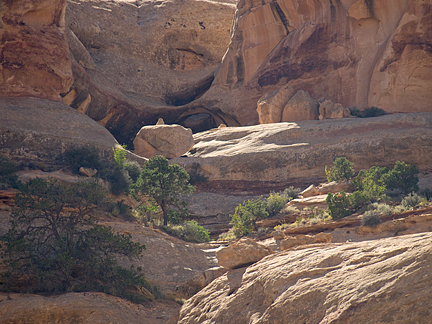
[173,112,432,192]
[179,233,432,324]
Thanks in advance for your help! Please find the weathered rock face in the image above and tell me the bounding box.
[280,232,332,250]
[133,124,194,159]
[173,113,432,192]
[0,0,73,100]
[281,90,319,122]
[0,97,122,165]
[301,181,355,198]
[62,0,237,145]
[319,100,351,120]
[256,85,294,124]
[104,221,225,299]
[201,0,432,124]
[216,238,273,269]
[178,233,432,324]
[0,292,180,324]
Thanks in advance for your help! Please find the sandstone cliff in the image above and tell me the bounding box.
[179,232,432,324]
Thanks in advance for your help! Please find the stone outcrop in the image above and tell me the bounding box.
[0,97,131,166]
[103,221,225,298]
[178,233,432,324]
[198,0,432,125]
[281,90,319,122]
[61,0,237,145]
[133,124,194,159]
[319,100,351,120]
[0,0,73,100]
[174,113,432,192]
[301,181,355,198]
[0,292,180,324]
[216,238,273,269]
[256,85,294,124]
[287,195,329,210]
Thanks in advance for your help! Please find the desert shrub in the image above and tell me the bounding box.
[62,146,102,173]
[230,198,269,237]
[361,210,381,227]
[124,161,142,182]
[282,186,302,200]
[0,154,19,188]
[102,167,132,196]
[326,191,352,219]
[401,192,424,208]
[420,189,432,201]
[163,220,210,243]
[371,203,394,217]
[1,179,150,302]
[108,200,134,221]
[348,106,386,118]
[325,157,356,182]
[113,145,127,169]
[381,161,419,194]
[266,192,288,217]
[280,205,300,214]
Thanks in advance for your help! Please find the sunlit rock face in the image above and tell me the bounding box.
[203,0,432,124]
[0,0,73,100]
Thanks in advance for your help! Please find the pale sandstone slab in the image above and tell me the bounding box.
[179,233,432,324]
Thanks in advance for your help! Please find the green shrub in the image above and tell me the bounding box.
[62,146,102,174]
[113,146,127,169]
[381,161,419,194]
[1,179,150,302]
[361,210,381,227]
[163,220,210,243]
[348,106,386,118]
[401,192,424,208]
[282,186,302,200]
[371,203,394,217]
[266,192,288,217]
[103,167,132,196]
[325,157,355,182]
[326,191,352,219]
[0,154,19,188]
[230,198,269,237]
[125,161,142,182]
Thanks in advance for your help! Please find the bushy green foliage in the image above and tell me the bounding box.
[348,106,387,118]
[0,154,19,188]
[1,179,150,302]
[124,161,142,182]
[230,198,269,237]
[381,161,419,194]
[282,186,302,200]
[371,203,394,217]
[353,166,388,203]
[131,156,195,226]
[164,220,210,243]
[266,192,288,217]
[113,146,127,169]
[62,146,102,173]
[325,157,356,182]
[401,192,424,208]
[361,210,381,227]
[326,191,352,219]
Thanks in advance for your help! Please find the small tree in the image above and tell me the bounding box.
[131,156,195,226]
[1,179,148,302]
[325,157,356,182]
[381,161,419,194]
[230,198,269,237]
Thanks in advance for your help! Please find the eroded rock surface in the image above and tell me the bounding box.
[0,292,180,324]
[179,233,432,324]
[133,124,194,159]
[174,113,432,192]
[0,0,73,100]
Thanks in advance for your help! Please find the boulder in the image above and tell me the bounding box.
[272,230,285,240]
[280,233,332,250]
[216,238,273,269]
[133,124,194,159]
[79,167,97,177]
[281,90,319,122]
[256,85,295,124]
[0,292,180,324]
[0,0,73,100]
[301,181,355,198]
[178,233,432,324]
[319,100,351,120]
[286,195,329,210]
